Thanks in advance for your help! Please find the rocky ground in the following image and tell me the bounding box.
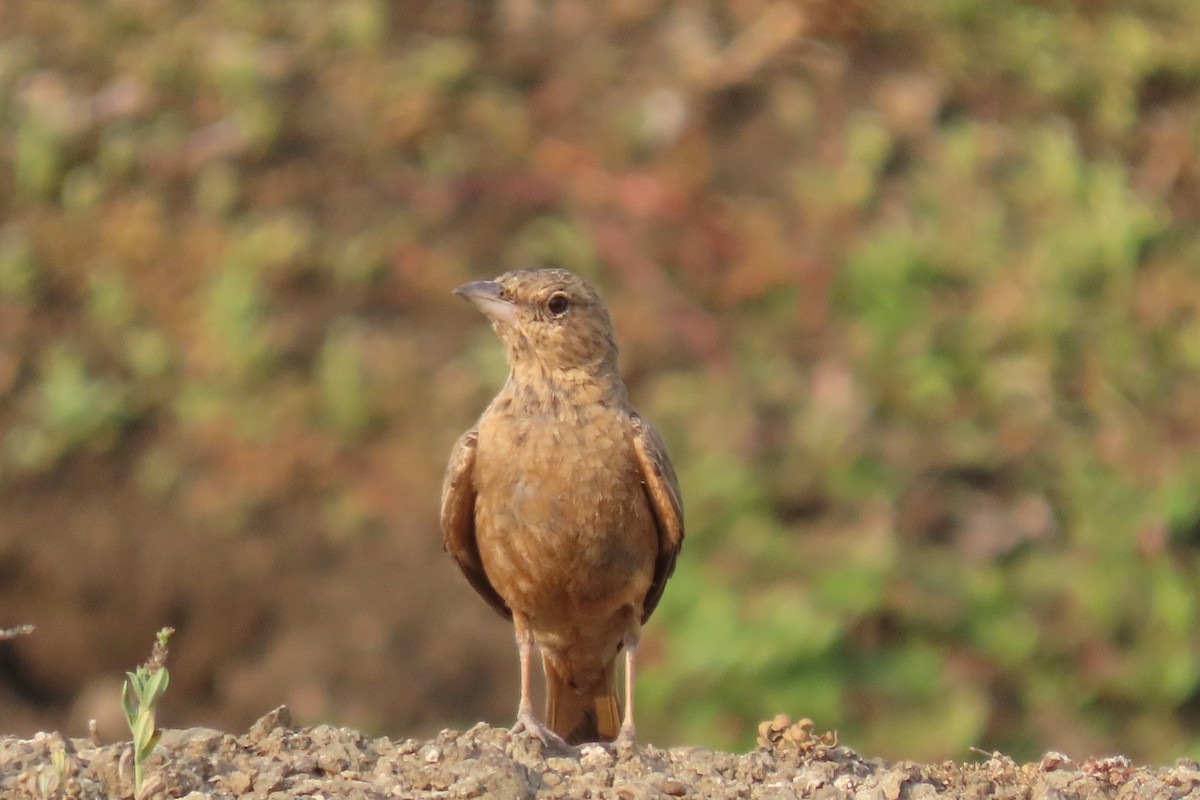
[3,707,1198,799]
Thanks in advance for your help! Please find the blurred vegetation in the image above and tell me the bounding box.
[3,0,1200,763]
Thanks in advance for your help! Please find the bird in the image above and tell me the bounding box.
[441,268,684,747]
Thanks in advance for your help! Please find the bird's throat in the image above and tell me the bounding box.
[501,365,627,417]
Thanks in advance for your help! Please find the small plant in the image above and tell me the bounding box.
[122,627,174,799]
[31,744,71,800]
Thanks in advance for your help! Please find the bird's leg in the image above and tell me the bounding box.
[615,629,639,747]
[508,615,568,748]
[513,617,537,728]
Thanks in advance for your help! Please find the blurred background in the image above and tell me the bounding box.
[2,0,1200,764]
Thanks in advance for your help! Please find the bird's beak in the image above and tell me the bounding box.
[453,280,519,326]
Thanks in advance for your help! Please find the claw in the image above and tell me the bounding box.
[611,723,636,757]
[509,711,571,750]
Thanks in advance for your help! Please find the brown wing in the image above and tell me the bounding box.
[630,413,684,623]
[440,428,512,619]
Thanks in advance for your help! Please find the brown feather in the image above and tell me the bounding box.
[543,653,620,745]
[630,414,685,623]
[439,428,511,619]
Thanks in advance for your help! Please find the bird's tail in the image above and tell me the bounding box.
[543,653,620,744]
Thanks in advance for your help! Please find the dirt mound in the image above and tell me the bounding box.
[4,706,1198,799]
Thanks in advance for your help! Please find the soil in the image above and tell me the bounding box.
[0,451,521,743]
[3,707,1197,799]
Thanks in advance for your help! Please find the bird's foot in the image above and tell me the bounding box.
[610,724,636,758]
[508,712,571,751]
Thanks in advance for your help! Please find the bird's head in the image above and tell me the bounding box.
[454,268,618,378]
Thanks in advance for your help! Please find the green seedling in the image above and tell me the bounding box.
[32,744,70,800]
[122,627,173,798]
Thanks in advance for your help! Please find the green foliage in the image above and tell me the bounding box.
[5,345,131,473]
[317,321,373,438]
[14,110,64,200]
[203,262,272,380]
[0,226,40,299]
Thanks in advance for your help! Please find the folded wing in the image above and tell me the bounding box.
[630,414,684,623]
[440,428,512,619]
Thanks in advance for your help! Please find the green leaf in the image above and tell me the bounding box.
[143,667,169,703]
[121,678,137,726]
[132,711,156,749]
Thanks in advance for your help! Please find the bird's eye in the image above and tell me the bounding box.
[547,293,570,316]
